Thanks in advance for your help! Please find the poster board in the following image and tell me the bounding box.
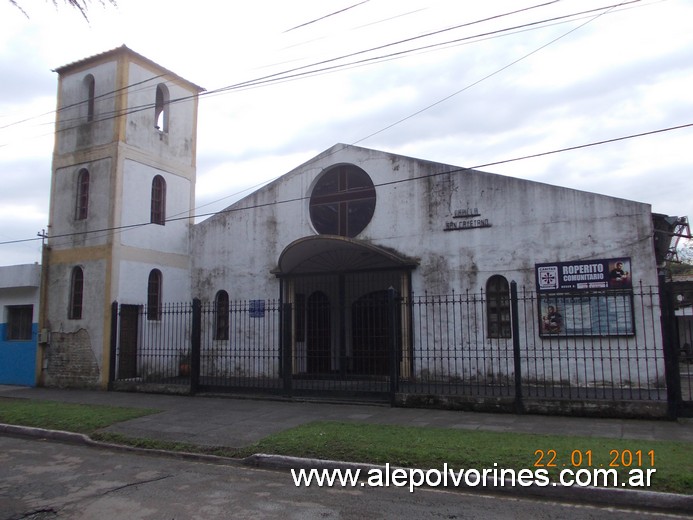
[535,258,634,337]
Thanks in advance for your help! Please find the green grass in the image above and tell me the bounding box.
[0,397,158,433]
[91,431,237,457]
[236,421,693,495]
[1,398,690,495]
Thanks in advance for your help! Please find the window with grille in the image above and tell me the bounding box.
[6,305,33,340]
[68,267,84,320]
[309,164,376,237]
[487,275,511,338]
[150,175,166,225]
[147,269,162,321]
[75,168,89,220]
[214,290,229,340]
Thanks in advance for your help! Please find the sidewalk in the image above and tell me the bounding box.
[1,385,691,448]
[2,385,692,514]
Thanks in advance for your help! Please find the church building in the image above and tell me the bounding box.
[37,47,671,413]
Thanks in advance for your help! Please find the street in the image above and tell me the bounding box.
[0,436,689,520]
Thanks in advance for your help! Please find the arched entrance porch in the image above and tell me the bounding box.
[275,236,416,384]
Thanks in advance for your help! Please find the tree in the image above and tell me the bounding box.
[668,238,693,277]
[9,0,117,21]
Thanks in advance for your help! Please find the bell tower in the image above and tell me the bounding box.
[40,46,203,388]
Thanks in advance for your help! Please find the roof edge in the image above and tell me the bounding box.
[53,45,205,93]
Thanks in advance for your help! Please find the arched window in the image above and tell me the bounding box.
[68,266,84,320]
[75,168,90,220]
[214,290,229,340]
[486,275,511,339]
[150,175,166,225]
[147,269,162,321]
[309,164,376,237]
[84,75,95,122]
[154,83,169,132]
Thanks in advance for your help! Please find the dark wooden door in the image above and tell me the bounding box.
[118,305,139,379]
[352,291,390,376]
[306,292,331,374]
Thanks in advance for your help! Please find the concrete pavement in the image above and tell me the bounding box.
[1,385,691,448]
[1,385,692,515]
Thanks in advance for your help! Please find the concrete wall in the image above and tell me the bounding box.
[192,144,659,299]
[42,48,199,388]
[0,264,40,386]
[42,259,106,388]
[55,61,118,155]
[124,62,198,167]
[120,159,193,256]
[190,144,663,387]
[50,158,113,251]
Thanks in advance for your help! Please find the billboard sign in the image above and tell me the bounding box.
[535,257,631,293]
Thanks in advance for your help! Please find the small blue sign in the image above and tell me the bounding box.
[249,300,265,318]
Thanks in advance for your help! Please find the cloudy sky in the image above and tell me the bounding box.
[0,0,691,266]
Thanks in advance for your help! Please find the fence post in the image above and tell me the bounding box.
[510,282,524,414]
[108,301,118,390]
[281,302,293,397]
[190,298,201,395]
[659,278,681,419]
[388,286,399,405]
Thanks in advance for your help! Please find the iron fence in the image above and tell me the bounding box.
[110,282,686,416]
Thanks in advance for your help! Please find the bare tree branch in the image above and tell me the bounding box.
[9,0,117,21]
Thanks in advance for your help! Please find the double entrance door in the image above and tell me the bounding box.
[289,271,408,379]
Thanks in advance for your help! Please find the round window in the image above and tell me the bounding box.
[309,164,376,237]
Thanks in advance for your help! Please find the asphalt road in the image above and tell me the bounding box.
[0,436,690,520]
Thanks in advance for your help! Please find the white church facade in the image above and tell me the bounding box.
[35,47,678,415]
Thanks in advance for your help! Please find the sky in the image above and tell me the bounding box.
[0,0,692,266]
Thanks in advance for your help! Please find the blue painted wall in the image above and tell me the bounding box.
[0,323,37,386]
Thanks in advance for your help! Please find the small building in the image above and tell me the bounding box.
[0,264,40,386]
[35,47,685,416]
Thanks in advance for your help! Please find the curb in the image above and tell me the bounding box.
[0,423,242,466]
[2,424,692,515]
[245,453,693,515]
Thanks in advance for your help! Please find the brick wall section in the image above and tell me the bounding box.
[44,329,100,388]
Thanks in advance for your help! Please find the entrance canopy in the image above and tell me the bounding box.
[275,235,418,276]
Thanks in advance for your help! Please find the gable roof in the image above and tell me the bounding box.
[53,45,205,93]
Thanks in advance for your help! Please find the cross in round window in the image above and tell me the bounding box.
[309,164,376,237]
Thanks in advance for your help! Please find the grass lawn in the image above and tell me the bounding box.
[238,421,692,495]
[0,397,158,434]
[1,398,690,495]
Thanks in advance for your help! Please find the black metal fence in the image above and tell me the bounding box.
[110,282,688,417]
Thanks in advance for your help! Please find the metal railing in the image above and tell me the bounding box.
[110,282,685,416]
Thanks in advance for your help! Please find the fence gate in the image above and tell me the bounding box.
[117,304,139,380]
[109,281,683,417]
[662,280,693,417]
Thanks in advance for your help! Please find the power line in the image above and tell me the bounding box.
[0,0,669,250]
[1,0,601,140]
[7,0,642,152]
[0,74,167,131]
[1,120,689,247]
[196,0,639,214]
[352,0,627,145]
[0,0,668,246]
[283,1,371,33]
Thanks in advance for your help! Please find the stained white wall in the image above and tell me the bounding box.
[124,62,198,166]
[120,160,192,254]
[50,158,113,251]
[55,61,118,155]
[190,144,663,386]
[191,144,658,301]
